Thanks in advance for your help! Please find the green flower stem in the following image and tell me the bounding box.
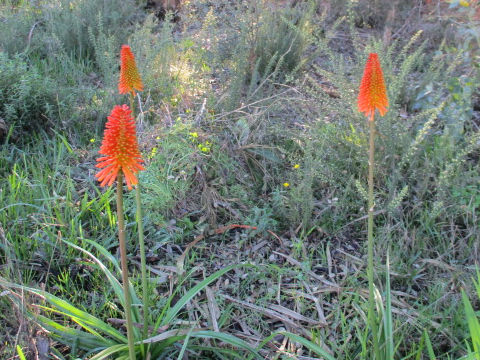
[130,93,149,341]
[116,172,136,360]
[367,115,380,359]
[136,184,148,334]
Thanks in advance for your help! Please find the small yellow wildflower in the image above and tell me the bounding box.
[459,0,469,6]
[156,136,161,140]
[201,146,210,153]
[283,182,290,188]
[90,138,95,143]
[189,132,199,138]
[149,147,158,159]
[293,164,300,169]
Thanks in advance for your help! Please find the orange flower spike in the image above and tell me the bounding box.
[118,45,144,96]
[358,53,389,121]
[96,104,144,190]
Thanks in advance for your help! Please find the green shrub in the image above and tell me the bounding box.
[0,53,58,139]
[202,0,315,111]
[251,1,314,81]
[0,0,143,143]
[37,0,139,60]
[0,2,37,55]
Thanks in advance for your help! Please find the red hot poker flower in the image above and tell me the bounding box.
[358,53,388,120]
[118,45,144,96]
[96,104,144,190]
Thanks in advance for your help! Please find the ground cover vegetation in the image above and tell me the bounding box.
[1,0,480,358]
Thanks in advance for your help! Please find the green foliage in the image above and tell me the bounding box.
[251,1,314,81]
[244,206,277,239]
[16,345,27,360]
[128,14,178,103]
[0,2,37,55]
[293,18,480,250]
[134,123,197,227]
[0,134,116,269]
[1,0,480,358]
[0,0,142,142]
[278,10,480,358]
[206,0,315,110]
[0,53,57,138]
[0,240,261,359]
[462,269,480,360]
[35,0,139,61]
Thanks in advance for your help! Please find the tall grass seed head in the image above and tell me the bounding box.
[358,53,388,120]
[118,45,144,96]
[96,104,144,190]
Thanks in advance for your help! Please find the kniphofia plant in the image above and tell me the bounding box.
[118,44,150,349]
[358,52,388,359]
[96,104,144,360]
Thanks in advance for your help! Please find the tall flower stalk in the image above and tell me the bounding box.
[119,44,149,343]
[96,104,145,359]
[115,172,136,360]
[358,52,389,359]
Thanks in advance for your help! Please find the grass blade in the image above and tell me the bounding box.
[62,238,141,324]
[423,329,436,360]
[462,289,480,359]
[16,345,26,360]
[89,344,130,360]
[35,314,112,349]
[176,325,196,360]
[384,251,394,359]
[191,330,262,359]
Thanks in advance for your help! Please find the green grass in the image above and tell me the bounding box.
[1,0,480,358]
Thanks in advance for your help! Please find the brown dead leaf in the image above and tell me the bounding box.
[206,286,220,332]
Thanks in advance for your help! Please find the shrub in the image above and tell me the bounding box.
[202,0,315,111]
[36,0,140,61]
[0,53,57,140]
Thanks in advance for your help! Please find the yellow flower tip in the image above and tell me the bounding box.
[156,136,161,140]
[189,132,198,138]
[459,0,470,6]
[293,164,300,169]
[358,53,389,121]
[90,138,95,143]
[118,45,144,96]
[283,182,290,188]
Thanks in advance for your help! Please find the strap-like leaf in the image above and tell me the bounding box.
[162,264,253,325]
